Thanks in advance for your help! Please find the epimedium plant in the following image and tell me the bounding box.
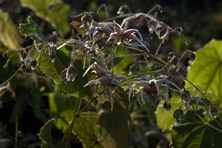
[1,1,222,148]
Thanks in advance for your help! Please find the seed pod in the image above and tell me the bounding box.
[174,109,183,120]
[61,68,68,83]
[51,31,58,44]
[50,52,56,62]
[31,60,37,70]
[48,45,57,62]
[189,52,196,63]
[209,106,217,118]
[163,101,171,111]
[66,65,76,82]
[21,64,26,70]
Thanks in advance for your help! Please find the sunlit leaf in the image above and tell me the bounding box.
[72,112,102,148]
[49,93,75,132]
[155,93,182,131]
[171,109,222,148]
[98,101,130,148]
[186,39,222,100]
[20,0,70,36]
[19,17,93,100]
[0,9,20,50]
[38,119,54,148]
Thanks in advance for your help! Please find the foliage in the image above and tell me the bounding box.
[0,10,20,50]
[20,0,70,36]
[186,39,222,101]
[0,1,222,148]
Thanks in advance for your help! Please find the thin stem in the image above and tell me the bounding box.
[0,66,22,87]
[177,72,210,101]
[155,38,165,56]
[103,13,133,22]
[196,113,222,133]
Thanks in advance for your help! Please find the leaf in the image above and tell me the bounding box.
[19,16,46,44]
[190,97,212,106]
[171,109,222,148]
[0,9,20,50]
[113,45,135,74]
[186,39,222,99]
[19,16,93,100]
[20,0,70,36]
[72,112,102,148]
[38,119,54,148]
[155,92,182,131]
[98,101,130,148]
[49,93,75,132]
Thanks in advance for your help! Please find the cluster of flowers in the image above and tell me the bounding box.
[20,5,217,120]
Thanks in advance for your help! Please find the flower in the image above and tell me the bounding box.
[100,22,149,52]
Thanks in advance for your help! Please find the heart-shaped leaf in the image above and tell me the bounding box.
[171,109,222,148]
[186,39,222,101]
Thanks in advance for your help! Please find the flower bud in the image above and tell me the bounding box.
[174,109,183,120]
[209,106,217,118]
[31,60,37,70]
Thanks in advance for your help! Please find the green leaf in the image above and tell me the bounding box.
[171,110,222,148]
[19,16,46,44]
[113,45,135,74]
[0,9,20,50]
[38,119,54,148]
[98,101,130,148]
[20,0,70,36]
[19,17,93,100]
[186,39,222,99]
[72,112,102,148]
[49,93,75,132]
[155,93,182,131]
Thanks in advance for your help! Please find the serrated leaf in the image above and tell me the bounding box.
[155,93,182,131]
[49,93,75,132]
[186,39,222,99]
[38,119,54,148]
[98,101,130,148]
[19,17,93,100]
[19,16,46,44]
[72,112,102,148]
[20,0,70,35]
[171,110,222,148]
[0,9,20,50]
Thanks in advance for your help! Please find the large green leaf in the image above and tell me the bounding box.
[0,9,20,50]
[19,17,93,100]
[38,119,54,148]
[171,110,222,148]
[72,112,103,148]
[98,101,130,148]
[186,39,222,99]
[20,0,70,35]
[49,93,75,132]
[155,93,182,131]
